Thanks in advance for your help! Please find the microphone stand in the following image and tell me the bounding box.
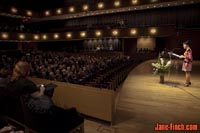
[167,48,180,87]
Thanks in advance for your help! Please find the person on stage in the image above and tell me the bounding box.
[179,40,193,87]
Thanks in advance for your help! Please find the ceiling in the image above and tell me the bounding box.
[0,0,173,11]
[0,0,65,11]
[0,0,111,11]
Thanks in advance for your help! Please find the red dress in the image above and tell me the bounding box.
[182,48,193,72]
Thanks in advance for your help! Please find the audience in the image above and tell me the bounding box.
[0,51,133,89]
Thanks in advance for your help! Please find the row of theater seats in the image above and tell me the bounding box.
[0,116,37,133]
[0,94,84,133]
[84,60,135,90]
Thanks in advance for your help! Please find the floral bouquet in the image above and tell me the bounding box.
[152,51,171,83]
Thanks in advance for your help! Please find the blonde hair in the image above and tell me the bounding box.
[12,61,30,81]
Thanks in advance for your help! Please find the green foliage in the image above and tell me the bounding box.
[152,51,171,75]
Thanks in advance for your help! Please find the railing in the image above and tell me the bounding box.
[29,77,116,123]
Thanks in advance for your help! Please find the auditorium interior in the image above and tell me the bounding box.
[0,0,200,132]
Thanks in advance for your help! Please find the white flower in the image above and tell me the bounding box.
[165,60,171,67]
[160,58,164,66]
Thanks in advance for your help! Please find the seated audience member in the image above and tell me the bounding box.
[2,61,83,133]
[3,61,45,121]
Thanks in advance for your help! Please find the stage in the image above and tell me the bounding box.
[114,59,200,133]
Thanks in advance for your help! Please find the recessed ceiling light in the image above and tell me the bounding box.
[114,1,121,7]
[11,7,18,13]
[132,0,138,5]
[56,9,62,14]
[98,2,104,9]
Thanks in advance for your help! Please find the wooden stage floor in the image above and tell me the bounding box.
[113,60,200,133]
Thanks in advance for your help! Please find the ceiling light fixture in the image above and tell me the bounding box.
[11,7,18,13]
[69,7,75,12]
[1,33,8,39]
[80,32,86,37]
[132,0,138,5]
[114,1,121,7]
[83,4,89,11]
[56,9,62,14]
[98,2,104,9]
[45,10,50,16]
[27,11,32,16]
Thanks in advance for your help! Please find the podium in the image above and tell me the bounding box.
[167,52,181,87]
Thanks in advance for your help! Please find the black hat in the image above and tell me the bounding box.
[183,40,191,45]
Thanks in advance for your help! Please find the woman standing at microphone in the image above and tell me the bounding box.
[180,40,193,87]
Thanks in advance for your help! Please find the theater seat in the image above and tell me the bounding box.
[0,116,37,133]
[19,95,84,133]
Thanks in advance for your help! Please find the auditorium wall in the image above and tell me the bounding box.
[137,37,156,50]
[0,42,17,50]
[123,38,137,56]
[37,40,83,52]
[163,29,200,60]
[29,77,115,123]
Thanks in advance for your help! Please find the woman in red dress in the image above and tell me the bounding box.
[180,40,193,87]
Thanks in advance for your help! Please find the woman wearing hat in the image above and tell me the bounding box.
[180,40,193,87]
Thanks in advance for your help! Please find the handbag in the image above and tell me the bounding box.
[27,95,54,114]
